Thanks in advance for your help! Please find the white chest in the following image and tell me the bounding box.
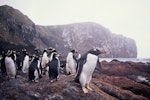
[5,57,14,65]
[82,54,98,75]
[24,55,29,63]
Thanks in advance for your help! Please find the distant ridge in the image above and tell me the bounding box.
[0,5,137,58]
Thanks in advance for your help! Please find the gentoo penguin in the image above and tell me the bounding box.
[41,48,49,75]
[28,55,41,82]
[5,50,16,79]
[48,51,60,82]
[65,49,78,75]
[0,51,6,74]
[22,51,29,73]
[74,48,106,93]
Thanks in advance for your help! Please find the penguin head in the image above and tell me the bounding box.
[6,50,12,56]
[32,54,39,60]
[22,49,27,55]
[34,48,39,52]
[70,49,77,54]
[43,48,48,53]
[6,50,15,60]
[51,48,57,53]
[13,50,16,54]
[48,48,58,58]
[53,52,58,58]
[25,51,29,55]
[48,47,53,51]
[22,49,26,52]
[89,48,105,56]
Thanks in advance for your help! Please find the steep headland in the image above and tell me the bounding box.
[0,5,137,58]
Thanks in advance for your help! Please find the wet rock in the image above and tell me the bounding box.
[46,94,63,100]
[26,91,42,100]
[93,78,148,100]
[0,61,150,100]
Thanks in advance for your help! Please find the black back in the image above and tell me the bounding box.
[28,58,39,80]
[16,51,25,70]
[74,48,101,83]
[48,53,59,80]
[0,51,6,73]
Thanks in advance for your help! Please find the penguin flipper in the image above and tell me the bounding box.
[74,59,86,83]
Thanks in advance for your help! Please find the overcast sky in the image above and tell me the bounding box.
[0,0,150,58]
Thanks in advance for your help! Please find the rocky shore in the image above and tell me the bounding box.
[0,60,150,100]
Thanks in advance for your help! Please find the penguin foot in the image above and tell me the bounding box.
[50,80,54,83]
[66,72,71,75]
[34,80,39,83]
[86,84,93,91]
[82,87,88,94]
[87,86,93,91]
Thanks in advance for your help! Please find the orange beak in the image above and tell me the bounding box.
[100,49,106,54]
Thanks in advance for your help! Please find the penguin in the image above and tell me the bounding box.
[48,47,53,57]
[65,49,78,75]
[0,51,6,74]
[22,51,29,73]
[28,55,41,82]
[48,51,60,82]
[5,50,16,79]
[15,51,21,70]
[41,48,49,75]
[74,48,106,93]
[16,49,26,70]
[34,48,41,58]
[13,50,17,62]
[49,48,57,61]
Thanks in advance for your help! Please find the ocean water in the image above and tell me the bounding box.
[99,58,150,63]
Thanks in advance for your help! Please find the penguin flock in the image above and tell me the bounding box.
[0,47,106,93]
[0,48,60,82]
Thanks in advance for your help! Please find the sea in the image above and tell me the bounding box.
[99,58,150,63]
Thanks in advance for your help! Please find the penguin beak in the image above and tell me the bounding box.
[100,49,106,54]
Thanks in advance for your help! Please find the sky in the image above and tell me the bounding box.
[0,0,150,58]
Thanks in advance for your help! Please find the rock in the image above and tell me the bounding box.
[0,5,137,58]
[26,91,42,100]
[96,61,150,99]
[46,94,63,100]
[36,22,137,58]
[0,54,149,99]
[100,61,150,76]
[92,78,148,100]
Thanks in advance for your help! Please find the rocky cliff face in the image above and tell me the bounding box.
[0,5,137,58]
[36,22,137,58]
[0,5,37,53]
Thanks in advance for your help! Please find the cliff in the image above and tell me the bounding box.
[0,5,37,53]
[36,23,137,58]
[0,5,137,58]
